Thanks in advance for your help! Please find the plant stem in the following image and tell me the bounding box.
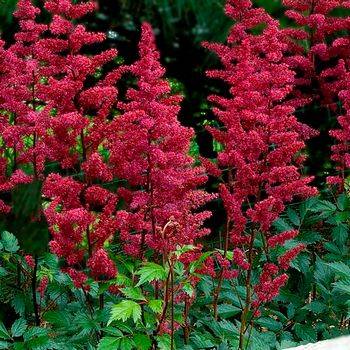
[239,230,256,350]
[170,261,175,350]
[32,256,40,326]
[155,269,171,335]
[213,218,230,319]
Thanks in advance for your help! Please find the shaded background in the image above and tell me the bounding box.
[0,0,338,252]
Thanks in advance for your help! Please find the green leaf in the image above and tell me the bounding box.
[148,299,163,314]
[108,300,142,325]
[213,140,223,153]
[273,218,293,232]
[189,139,200,158]
[299,197,318,219]
[175,245,196,258]
[0,341,10,349]
[297,230,322,244]
[287,207,300,226]
[291,253,310,274]
[11,294,25,316]
[333,281,350,295]
[280,340,298,349]
[216,249,233,261]
[1,231,19,252]
[183,282,194,297]
[294,324,317,342]
[332,224,348,246]
[13,341,26,350]
[11,319,27,338]
[136,263,167,287]
[337,193,348,211]
[217,319,239,338]
[302,301,327,314]
[0,323,10,340]
[156,334,172,350]
[0,267,7,277]
[134,334,152,350]
[43,311,71,328]
[255,318,282,332]
[191,333,215,348]
[217,304,241,318]
[328,262,350,278]
[120,338,133,350]
[189,251,213,274]
[97,337,121,350]
[25,334,50,349]
[310,200,337,218]
[23,327,47,341]
[120,287,146,301]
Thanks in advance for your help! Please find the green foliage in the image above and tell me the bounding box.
[0,193,349,349]
[135,262,168,286]
[109,300,142,324]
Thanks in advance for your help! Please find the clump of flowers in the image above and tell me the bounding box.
[34,0,119,286]
[283,0,350,106]
[0,0,46,213]
[105,23,215,258]
[328,73,350,187]
[204,0,317,346]
[282,0,350,189]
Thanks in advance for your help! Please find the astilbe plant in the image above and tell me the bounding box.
[0,0,119,287]
[39,0,119,286]
[283,0,350,188]
[40,0,118,169]
[104,22,215,258]
[41,8,215,292]
[0,0,47,214]
[101,23,216,343]
[329,72,350,188]
[204,0,317,347]
[283,0,350,106]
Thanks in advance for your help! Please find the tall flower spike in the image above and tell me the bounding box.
[40,0,119,285]
[43,174,119,287]
[204,0,317,344]
[283,0,350,106]
[106,23,215,257]
[328,73,350,187]
[283,0,350,188]
[1,0,48,177]
[0,0,48,214]
[39,0,118,169]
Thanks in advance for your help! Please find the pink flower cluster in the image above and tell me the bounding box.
[104,23,215,257]
[0,1,214,287]
[205,0,317,314]
[283,0,350,185]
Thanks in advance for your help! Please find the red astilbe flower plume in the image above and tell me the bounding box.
[283,0,350,106]
[4,0,50,177]
[43,174,118,287]
[283,1,350,189]
[37,0,119,286]
[0,0,47,213]
[38,0,118,169]
[105,23,215,257]
[328,73,350,187]
[0,0,117,215]
[204,0,317,336]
